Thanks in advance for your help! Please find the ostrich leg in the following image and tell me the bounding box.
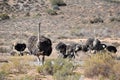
[42,55,45,64]
[20,51,24,56]
[37,56,41,65]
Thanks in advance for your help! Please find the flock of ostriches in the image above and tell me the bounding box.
[13,23,117,64]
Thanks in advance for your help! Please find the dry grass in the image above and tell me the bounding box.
[84,52,120,79]
[0,55,36,79]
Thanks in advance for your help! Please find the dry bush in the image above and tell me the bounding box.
[0,56,32,75]
[110,16,120,22]
[46,9,57,15]
[18,75,35,80]
[90,17,104,24]
[112,62,120,80]
[0,13,10,20]
[0,47,9,53]
[105,0,120,3]
[49,0,66,6]
[84,52,120,79]
[0,63,12,74]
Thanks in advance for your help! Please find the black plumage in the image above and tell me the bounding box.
[55,42,67,57]
[55,42,81,59]
[37,36,52,56]
[14,43,26,56]
[106,45,117,53]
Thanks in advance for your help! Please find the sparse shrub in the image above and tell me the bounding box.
[0,13,10,20]
[53,72,81,80]
[105,0,120,3]
[49,0,66,6]
[0,47,9,53]
[1,58,30,74]
[0,71,8,80]
[37,60,54,75]
[57,35,68,39]
[53,59,76,80]
[24,12,30,17]
[84,52,120,79]
[67,73,81,80]
[110,16,120,22]
[12,60,26,73]
[19,75,35,80]
[112,62,120,80]
[47,9,57,15]
[0,47,8,53]
[0,63,12,74]
[90,17,104,24]
[37,58,79,80]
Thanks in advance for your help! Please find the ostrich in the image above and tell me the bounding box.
[55,42,67,58]
[65,44,78,59]
[67,43,82,58]
[106,45,117,53]
[28,23,52,64]
[81,45,89,52]
[85,38,104,53]
[55,42,81,59]
[85,38,101,50]
[14,43,26,56]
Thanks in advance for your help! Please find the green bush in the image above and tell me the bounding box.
[0,13,10,20]
[46,9,57,15]
[37,58,80,80]
[37,60,54,75]
[84,52,120,79]
[49,0,66,6]
[0,71,8,80]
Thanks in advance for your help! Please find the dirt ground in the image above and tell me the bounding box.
[0,0,120,80]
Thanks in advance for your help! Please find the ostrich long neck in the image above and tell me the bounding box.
[38,23,41,42]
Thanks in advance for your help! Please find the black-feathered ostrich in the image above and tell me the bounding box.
[55,42,67,58]
[85,38,106,53]
[106,45,117,53]
[55,42,81,59]
[11,24,27,56]
[14,43,26,56]
[28,23,52,64]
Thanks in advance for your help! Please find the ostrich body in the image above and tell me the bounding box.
[14,43,26,56]
[85,38,101,50]
[85,38,108,53]
[55,42,81,59]
[55,42,67,58]
[106,45,117,53]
